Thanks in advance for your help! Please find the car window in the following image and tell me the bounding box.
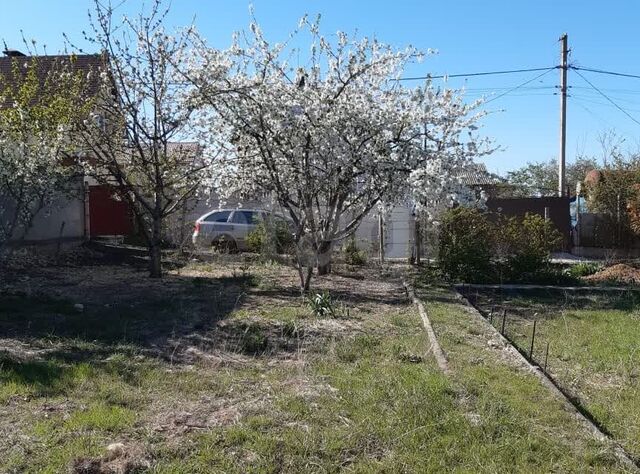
[204,211,231,223]
[231,210,259,224]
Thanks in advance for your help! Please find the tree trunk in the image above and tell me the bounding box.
[149,216,163,278]
[316,240,332,275]
[415,218,422,265]
[302,266,313,292]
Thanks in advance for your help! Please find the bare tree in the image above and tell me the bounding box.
[71,0,218,277]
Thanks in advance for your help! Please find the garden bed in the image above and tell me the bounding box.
[461,285,640,462]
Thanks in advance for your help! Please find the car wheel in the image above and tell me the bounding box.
[212,236,238,254]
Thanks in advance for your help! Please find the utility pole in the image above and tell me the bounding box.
[558,33,569,197]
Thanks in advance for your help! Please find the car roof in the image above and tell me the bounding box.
[199,208,287,220]
[205,208,267,214]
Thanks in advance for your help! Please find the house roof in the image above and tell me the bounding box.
[457,163,503,186]
[0,53,105,108]
[167,142,201,155]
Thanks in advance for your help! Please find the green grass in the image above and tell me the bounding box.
[476,290,640,461]
[231,306,311,323]
[1,263,633,472]
[415,285,627,472]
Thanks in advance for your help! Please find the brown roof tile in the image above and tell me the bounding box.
[0,53,105,108]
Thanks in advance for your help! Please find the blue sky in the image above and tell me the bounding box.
[1,0,639,174]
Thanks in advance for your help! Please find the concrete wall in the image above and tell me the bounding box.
[575,212,640,249]
[166,193,414,259]
[354,205,412,259]
[3,178,85,244]
[487,196,571,250]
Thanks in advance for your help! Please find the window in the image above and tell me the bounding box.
[204,211,231,223]
[231,210,259,224]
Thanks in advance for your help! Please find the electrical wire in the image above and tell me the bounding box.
[571,66,640,80]
[397,66,557,82]
[463,85,555,92]
[572,98,618,129]
[573,69,640,127]
[482,68,556,105]
[569,93,640,113]
[571,85,640,95]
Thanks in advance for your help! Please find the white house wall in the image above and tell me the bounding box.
[2,179,85,243]
[163,189,413,258]
[354,205,412,259]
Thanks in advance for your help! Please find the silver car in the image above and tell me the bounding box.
[192,208,288,252]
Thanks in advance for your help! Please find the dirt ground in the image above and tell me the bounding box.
[0,247,417,472]
[585,263,640,286]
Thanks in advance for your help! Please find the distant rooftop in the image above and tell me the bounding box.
[457,163,503,186]
[0,52,105,108]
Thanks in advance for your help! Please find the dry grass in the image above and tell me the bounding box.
[0,251,633,472]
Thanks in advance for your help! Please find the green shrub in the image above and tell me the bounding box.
[307,291,336,317]
[246,217,294,255]
[438,207,494,283]
[343,238,367,266]
[566,262,603,278]
[500,213,562,281]
[437,209,564,284]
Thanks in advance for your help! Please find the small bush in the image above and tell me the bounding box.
[500,213,562,281]
[343,238,367,266]
[241,325,269,354]
[246,217,294,255]
[436,208,564,284]
[438,207,494,283]
[566,262,604,278]
[307,291,336,317]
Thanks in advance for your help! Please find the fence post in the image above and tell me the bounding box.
[55,221,66,259]
[501,308,507,335]
[544,341,550,372]
[544,206,550,222]
[529,319,537,360]
[575,185,582,248]
[378,213,385,265]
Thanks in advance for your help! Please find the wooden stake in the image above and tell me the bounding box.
[529,319,537,360]
[544,341,550,372]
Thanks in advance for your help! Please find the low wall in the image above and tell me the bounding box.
[575,212,640,249]
[487,196,571,249]
[571,246,640,259]
[3,179,85,244]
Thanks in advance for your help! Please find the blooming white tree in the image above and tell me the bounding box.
[0,57,91,255]
[72,0,221,277]
[190,17,491,290]
[406,86,493,222]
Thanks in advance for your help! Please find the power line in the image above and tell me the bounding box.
[464,85,555,92]
[397,66,557,82]
[483,68,556,105]
[571,85,640,95]
[569,93,640,112]
[572,98,618,129]
[571,66,640,80]
[573,69,640,127]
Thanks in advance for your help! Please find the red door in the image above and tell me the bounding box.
[89,185,133,237]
